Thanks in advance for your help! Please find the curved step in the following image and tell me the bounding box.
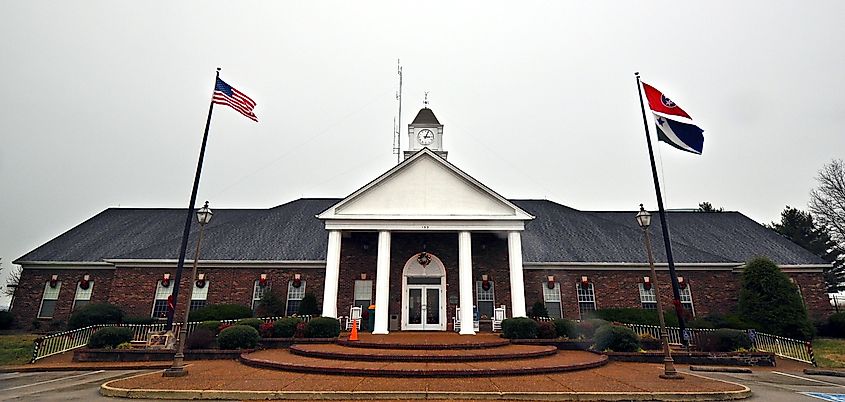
[240,349,608,377]
[290,343,557,362]
[336,334,510,350]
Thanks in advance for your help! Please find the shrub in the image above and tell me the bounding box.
[738,257,814,340]
[0,311,14,329]
[593,308,682,327]
[68,303,124,330]
[537,321,558,339]
[116,342,132,350]
[237,318,264,331]
[188,304,253,322]
[272,317,302,338]
[553,319,576,338]
[501,317,538,339]
[827,312,845,338]
[697,329,752,352]
[217,325,260,349]
[576,319,609,339]
[530,301,549,318]
[593,324,641,352]
[256,288,286,317]
[122,316,157,325]
[297,293,320,316]
[87,327,134,349]
[305,317,340,338]
[197,320,222,334]
[186,328,216,349]
[295,321,307,338]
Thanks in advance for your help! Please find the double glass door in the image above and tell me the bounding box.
[406,285,441,330]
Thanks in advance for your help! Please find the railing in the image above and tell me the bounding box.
[30,314,315,363]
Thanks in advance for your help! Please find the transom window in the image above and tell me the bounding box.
[38,282,62,318]
[475,281,495,319]
[576,283,596,319]
[680,285,695,316]
[286,280,306,316]
[353,280,373,308]
[73,281,94,311]
[542,282,562,319]
[638,283,657,310]
[252,280,268,311]
[190,281,209,311]
[151,280,173,319]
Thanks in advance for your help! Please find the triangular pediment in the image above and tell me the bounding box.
[318,149,533,221]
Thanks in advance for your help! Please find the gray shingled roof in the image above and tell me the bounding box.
[411,108,440,125]
[15,199,825,266]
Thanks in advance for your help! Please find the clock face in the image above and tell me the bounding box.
[417,129,434,145]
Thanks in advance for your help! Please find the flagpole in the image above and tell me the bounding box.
[635,72,689,348]
[165,68,220,330]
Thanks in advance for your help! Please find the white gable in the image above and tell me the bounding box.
[318,149,533,224]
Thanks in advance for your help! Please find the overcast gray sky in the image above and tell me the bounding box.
[2,1,844,306]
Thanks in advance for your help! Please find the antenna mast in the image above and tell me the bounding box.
[393,59,403,164]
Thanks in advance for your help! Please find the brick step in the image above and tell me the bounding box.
[336,333,510,350]
[289,343,557,362]
[240,349,608,377]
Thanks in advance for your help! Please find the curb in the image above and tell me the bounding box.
[690,366,753,374]
[803,368,845,377]
[1,363,171,373]
[100,370,752,401]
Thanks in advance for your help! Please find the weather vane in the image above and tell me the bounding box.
[424,91,429,107]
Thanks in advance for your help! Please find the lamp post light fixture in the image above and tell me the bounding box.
[636,204,683,380]
[164,201,213,377]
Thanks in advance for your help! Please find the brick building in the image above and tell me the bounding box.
[11,108,832,332]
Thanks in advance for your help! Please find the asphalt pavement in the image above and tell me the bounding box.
[690,369,845,402]
[0,370,156,401]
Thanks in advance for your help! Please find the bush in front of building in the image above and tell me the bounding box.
[0,311,14,329]
[188,304,253,322]
[272,317,302,338]
[593,308,679,327]
[697,329,753,352]
[687,313,751,330]
[186,328,216,350]
[553,319,577,338]
[217,325,260,349]
[196,320,222,334]
[537,321,558,339]
[236,318,264,331]
[257,288,286,317]
[501,317,538,339]
[827,312,845,338]
[122,316,157,325]
[87,327,134,349]
[738,257,814,340]
[592,324,641,352]
[297,293,320,316]
[529,301,549,318]
[68,303,124,330]
[305,317,340,338]
[575,319,609,339]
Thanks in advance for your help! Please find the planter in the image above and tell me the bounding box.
[604,351,776,367]
[73,348,253,362]
[510,338,593,350]
[259,337,337,348]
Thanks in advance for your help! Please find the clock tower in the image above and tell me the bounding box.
[404,107,447,160]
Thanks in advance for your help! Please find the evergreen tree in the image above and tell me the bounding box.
[698,201,724,212]
[297,292,320,316]
[257,288,286,317]
[769,206,845,292]
[738,257,814,340]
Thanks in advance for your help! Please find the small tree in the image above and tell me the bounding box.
[698,201,724,212]
[530,301,549,318]
[297,292,319,316]
[738,257,814,340]
[257,288,286,317]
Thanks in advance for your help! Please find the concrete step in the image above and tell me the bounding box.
[290,343,557,362]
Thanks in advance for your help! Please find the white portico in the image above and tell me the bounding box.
[318,110,533,334]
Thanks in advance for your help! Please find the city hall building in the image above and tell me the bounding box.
[10,108,833,333]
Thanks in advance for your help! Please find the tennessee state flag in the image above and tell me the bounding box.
[642,82,692,119]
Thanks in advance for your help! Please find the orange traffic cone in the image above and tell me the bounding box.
[348,319,359,341]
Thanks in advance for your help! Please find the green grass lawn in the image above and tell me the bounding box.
[0,334,38,366]
[814,337,845,368]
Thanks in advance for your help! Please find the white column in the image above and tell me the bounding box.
[458,231,476,335]
[321,230,342,318]
[508,231,528,318]
[372,230,391,335]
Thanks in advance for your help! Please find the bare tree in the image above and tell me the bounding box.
[3,265,21,298]
[810,159,845,247]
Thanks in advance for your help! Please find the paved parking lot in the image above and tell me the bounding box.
[692,369,845,402]
[0,370,158,401]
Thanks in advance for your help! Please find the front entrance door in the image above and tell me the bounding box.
[406,285,442,330]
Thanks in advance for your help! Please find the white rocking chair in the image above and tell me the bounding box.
[453,306,481,332]
[346,306,362,331]
[492,305,506,332]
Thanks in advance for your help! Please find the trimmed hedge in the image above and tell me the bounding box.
[827,312,845,338]
[576,319,609,339]
[537,321,557,339]
[553,319,576,339]
[272,317,302,338]
[122,316,157,325]
[236,318,264,331]
[305,317,340,338]
[217,325,260,349]
[0,311,14,330]
[501,317,538,339]
[87,327,134,349]
[186,328,216,349]
[197,320,222,334]
[592,308,682,327]
[68,303,124,330]
[593,324,640,352]
[188,304,253,322]
[697,329,753,352]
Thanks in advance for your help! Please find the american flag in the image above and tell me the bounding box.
[213,77,258,121]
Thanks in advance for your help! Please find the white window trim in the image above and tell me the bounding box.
[38,281,62,319]
[353,280,373,306]
[150,280,174,319]
[542,282,563,318]
[72,281,94,311]
[286,280,306,315]
[252,280,268,310]
[638,283,657,309]
[679,285,695,316]
[475,281,496,318]
[576,283,597,319]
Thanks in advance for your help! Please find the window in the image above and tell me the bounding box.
[38,282,62,318]
[679,285,695,316]
[252,280,269,311]
[353,280,372,308]
[576,283,596,319]
[476,281,495,318]
[190,281,209,311]
[73,281,93,311]
[542,282,562,319]
[151,281,173,319]
[286,280,306,316]
[638,283,657,310]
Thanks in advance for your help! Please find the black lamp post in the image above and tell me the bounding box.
[636,204,683,380]
[163,201,213,377]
